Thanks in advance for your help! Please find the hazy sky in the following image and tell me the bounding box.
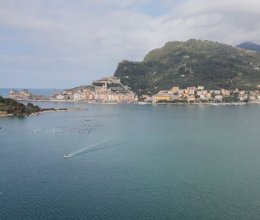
[1,0,260,88]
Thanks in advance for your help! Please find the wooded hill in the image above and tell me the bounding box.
[0,96,41,116]
[114,39,260,95]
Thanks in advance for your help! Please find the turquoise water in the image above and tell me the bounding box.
[1,102,260,219]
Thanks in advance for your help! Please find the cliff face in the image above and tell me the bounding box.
[114,39,260,95]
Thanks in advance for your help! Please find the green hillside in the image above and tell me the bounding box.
[114,39,260,95]
[0,96,41,116]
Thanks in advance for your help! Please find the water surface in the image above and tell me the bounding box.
[1,103,260,219]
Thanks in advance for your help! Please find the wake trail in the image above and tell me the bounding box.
[76,141,131,156]
[65,137,117,158]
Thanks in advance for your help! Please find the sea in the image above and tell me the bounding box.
[1,89,260,219]
[0,88,62,98]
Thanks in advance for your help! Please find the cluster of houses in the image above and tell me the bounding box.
[150,86,260,103]
[8,77,260,104]
[51,77,137,103]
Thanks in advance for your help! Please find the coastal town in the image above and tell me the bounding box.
[150,86,260,104]
[7,76,260,104]
[9,77,137,103]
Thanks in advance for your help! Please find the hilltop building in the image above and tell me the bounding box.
[52,76,136,103]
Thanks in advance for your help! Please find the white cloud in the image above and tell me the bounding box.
[170,0,260,44]
[0,0,260,88]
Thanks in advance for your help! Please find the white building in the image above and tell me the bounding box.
[215,95,223,102]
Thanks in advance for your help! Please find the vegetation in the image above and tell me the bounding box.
[0,96,41,116]
[223,94,241,103]
[114,39,260,95]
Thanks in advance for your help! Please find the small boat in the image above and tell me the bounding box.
[138,102,149,105]
[64,154,70,159]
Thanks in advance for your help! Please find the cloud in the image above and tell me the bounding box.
[168,0,260,43]
[0,0,260,88]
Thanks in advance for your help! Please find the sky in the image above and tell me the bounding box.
[1,0,260,89]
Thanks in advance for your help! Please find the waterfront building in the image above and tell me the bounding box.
[214,95,223,102]
[221,89,231,97]
[187,95,196,103]
[152,91,172,102]
[171,87,180,94]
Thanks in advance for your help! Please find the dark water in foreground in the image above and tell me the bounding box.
[1,102,260,220]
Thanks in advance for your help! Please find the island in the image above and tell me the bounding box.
[0,96,68,117]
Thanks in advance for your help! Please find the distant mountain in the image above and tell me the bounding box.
[237,42,260,52]
[114,39,260,95]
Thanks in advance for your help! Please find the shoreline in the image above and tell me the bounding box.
[154,102,249,106]
[29,108,82,117]
[7,99,260,106]
[21,99,131,104]
[16,99,260,105]
[0,108,82,118]
[1,102,259,118]
[0,113,13,117]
